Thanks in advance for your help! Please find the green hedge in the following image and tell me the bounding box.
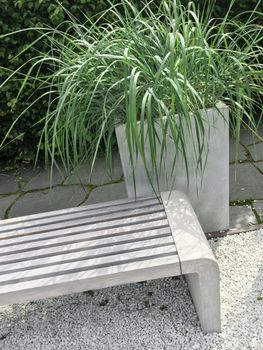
[0,0,262,162]
[0,0,108,162]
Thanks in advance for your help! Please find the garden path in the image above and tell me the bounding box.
[0,126,263,231]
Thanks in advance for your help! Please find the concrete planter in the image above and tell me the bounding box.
[115,103,229,233]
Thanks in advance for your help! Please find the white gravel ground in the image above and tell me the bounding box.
[0,229,262,350]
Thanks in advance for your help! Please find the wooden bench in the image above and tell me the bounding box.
[0,190,220,333]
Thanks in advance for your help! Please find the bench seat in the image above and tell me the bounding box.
[0,191,220,333]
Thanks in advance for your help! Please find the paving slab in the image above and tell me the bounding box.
[20,167,66,191]
[254,162,263,174]
[1,128,263,224]
[247,142,263,162]
[229,138,247,162]
[229,163,263,201]
[229,205,257,228]
[0,195,18,220]
[9,185,90,218]
[252,200,263,222]
[63,152,123,186]
[0,174,19,194]
[84,182,127,205]
[239,125,263,145]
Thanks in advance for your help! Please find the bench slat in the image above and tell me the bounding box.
[0,236,175,274]
[0,213,168,250]
[0,196,157,226]
[0,225,172,263]
[0,205,164,239]
[0,198,160,233]
[0,255,180,305]
[0,245,177,286]
[0,221,171,256]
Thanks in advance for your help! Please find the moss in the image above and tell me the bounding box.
[229,199,254,206]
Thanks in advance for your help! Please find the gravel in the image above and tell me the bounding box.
[0,230,262,350]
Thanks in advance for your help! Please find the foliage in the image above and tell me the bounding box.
[1,0,262,192]
[0,0,262,163]
[213,0,263,19]
[0,0,107,161]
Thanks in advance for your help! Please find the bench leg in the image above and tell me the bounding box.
[185,260,221,333]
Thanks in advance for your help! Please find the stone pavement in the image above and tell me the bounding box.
[0,127,263,231]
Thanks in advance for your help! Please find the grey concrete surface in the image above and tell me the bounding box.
[63,154,123,186]
[229,206,257,228]
[252,200,263,222]
[239,124,263,145]
[9,185,90,218]
[1,128,263,229]
[116,105,230,233]
[254,162,263,176]
[247,142,263,162]
[0,174,19,194]
[83,182,127,206]
[229,163,263,201]
[0,195,18,219]
[229,138,247,162]
[22,167,66,191]
[162,191,221,332]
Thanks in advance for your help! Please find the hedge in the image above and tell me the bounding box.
[0,0,262,162]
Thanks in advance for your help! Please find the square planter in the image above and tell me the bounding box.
[115,103,229,233]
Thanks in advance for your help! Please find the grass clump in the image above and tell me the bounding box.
[1,0,262,185]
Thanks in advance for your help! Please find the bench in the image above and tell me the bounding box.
[0,190,220,333]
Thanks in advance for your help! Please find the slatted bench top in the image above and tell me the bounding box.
[0,191,221,333]
[0,196,181,305]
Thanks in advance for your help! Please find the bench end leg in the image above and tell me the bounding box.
[185,259,221,333]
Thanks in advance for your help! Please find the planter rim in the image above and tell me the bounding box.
[115,101,228,131]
